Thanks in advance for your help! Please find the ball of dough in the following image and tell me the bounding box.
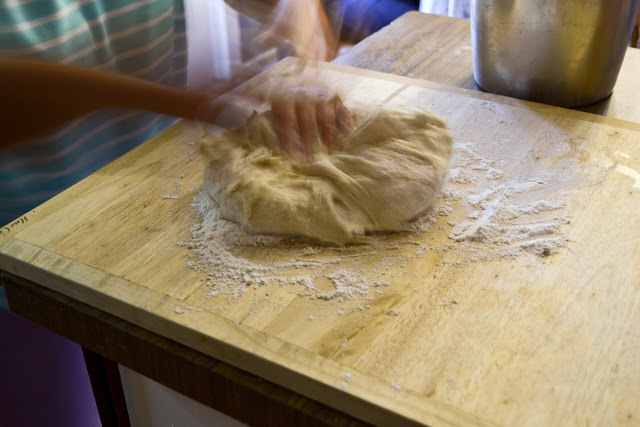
[199,108,452,245]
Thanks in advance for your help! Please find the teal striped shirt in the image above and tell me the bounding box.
[0,0,187,225]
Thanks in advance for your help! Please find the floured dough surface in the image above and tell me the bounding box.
[200,108,453,245]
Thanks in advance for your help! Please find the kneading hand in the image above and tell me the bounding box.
[270,87,355,159]
[197,86,356,160]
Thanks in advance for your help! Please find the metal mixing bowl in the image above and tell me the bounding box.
[471,0,640,107]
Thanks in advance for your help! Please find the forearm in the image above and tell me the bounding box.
[0,59,209,148]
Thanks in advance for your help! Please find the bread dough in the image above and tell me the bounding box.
[200,108,453,245]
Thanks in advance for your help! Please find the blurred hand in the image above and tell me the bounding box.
[262,0,338,61]
[196,86,355,160]
[271,87,355,159]
[192,0,350,158]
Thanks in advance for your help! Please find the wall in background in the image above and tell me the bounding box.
[119,365,246,426]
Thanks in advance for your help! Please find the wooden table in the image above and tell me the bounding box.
[2,12,640,427]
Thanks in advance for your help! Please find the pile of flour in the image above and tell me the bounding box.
[182,193,391,303]
[182,141,570,305]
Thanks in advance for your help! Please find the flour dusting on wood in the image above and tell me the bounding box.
[182,141,571,307]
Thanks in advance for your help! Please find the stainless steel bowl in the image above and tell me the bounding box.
[471,0,640,107]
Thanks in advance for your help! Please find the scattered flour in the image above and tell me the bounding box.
[423,142,570,261]
[180,192,391,304]
[486,168,503,180]
[449,180,567,256]
[182,141,571,307]
[449,167,475,184]
[161,193,182,200]
[161,177,186,199]
[317,271,389,301]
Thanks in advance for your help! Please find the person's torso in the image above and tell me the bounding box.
[0,0,187,225]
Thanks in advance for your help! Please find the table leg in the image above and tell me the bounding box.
[82,348,131,427]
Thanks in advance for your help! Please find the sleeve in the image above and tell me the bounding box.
[0,0,188,225]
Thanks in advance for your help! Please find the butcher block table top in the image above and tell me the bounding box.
[2,54,640,426]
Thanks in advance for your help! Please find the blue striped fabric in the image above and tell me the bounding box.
[0,0,188,225]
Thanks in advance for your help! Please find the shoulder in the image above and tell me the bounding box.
[1,1,186,67]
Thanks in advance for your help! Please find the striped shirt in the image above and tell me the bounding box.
[0,0,188,226]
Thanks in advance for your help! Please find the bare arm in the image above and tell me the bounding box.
[0,58,355,159]
[0,58,213,149]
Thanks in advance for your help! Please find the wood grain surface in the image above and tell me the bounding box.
[1,58,639,426]
[334,12,640,124]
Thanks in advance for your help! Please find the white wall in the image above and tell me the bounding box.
[119,365,247,427]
